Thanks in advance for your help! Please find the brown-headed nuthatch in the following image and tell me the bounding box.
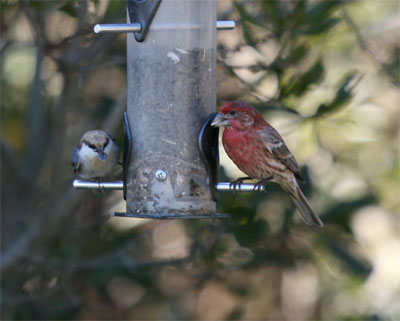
[71,130,120,180]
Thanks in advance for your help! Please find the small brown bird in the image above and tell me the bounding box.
[71,130,120,180]
[211,100,323,227]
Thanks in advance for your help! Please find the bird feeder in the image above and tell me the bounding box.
[73,0,264,219]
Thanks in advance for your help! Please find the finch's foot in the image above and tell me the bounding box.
[96,178,105,194]
[230,176,252,194]
[253,177,272,194]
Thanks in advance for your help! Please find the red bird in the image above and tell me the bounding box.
[211,100,323,227]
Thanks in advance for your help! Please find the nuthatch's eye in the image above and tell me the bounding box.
[89,144,96,149]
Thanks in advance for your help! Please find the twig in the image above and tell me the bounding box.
[0,139,22,179]
[220,61,301,115]
[20,2,46,49]
[102,95,127,136]
[0,210,45,273]
[341,6,399,87]
[23,48,45,184]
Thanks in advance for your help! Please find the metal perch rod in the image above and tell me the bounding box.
[94,23,141,33]
[93,21,235,33]
[73,180,264,192]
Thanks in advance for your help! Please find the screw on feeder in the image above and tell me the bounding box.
[155,169,167,182]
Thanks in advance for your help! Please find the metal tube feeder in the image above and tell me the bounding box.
[75,0,239,220]
[125,0,221,219]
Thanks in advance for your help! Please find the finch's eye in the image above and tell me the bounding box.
[229,111,237,116]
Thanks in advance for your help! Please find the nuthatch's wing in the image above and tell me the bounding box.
[70,146,81,174]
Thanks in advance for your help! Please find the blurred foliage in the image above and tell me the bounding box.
[1,0,399,320]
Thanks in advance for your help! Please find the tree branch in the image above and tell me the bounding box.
[341,6,399,87]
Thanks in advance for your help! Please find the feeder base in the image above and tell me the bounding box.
[113,212,230,219]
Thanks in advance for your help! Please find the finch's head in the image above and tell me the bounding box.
[211,100,266,131]
[80,130,111,161]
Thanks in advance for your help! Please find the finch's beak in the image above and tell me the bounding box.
[211,113,230,127]
[96,148,107,161]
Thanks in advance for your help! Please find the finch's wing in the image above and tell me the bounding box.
[259,127,303,181]
[70,147,81,174]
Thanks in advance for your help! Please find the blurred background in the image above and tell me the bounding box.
[1,0,399,320]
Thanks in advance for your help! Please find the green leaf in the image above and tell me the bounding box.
[233,1,260,46]
[299,18,340,36]
[30,1,56,10]
[103,0,125,20]
[232,219,269,247]
[233,1,263,27]
[226,307,245,320]
[314,72,360,117]
[252,101,301,115]
[287,43,309,64]
[383,46,400,84]
[260,0,282,31]
[306,1,341,22]
[245,248,297,268]
[291,0,307,25]
[327,238,372,277]
[320,194,376,232]
[58,0,77,18]
[290,2,342,36]
[282,58,324,97]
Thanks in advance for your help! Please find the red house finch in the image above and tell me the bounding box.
[211,101,323,227]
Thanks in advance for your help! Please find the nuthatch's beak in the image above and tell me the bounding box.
[96,148,107,161]
[211,113,230,127]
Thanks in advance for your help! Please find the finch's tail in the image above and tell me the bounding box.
[289,184,323,227]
